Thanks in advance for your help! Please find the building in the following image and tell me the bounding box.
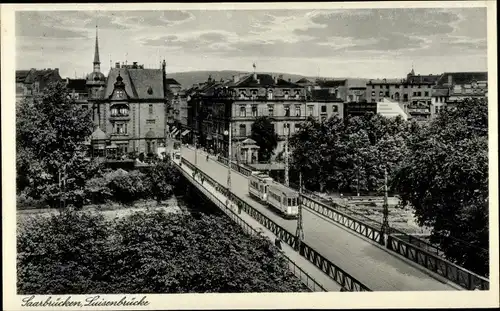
[366,68,440,121]
[83,27,177,159]
[376,98,408,120]
[16,68,62,103]
[344,102,377,118]
[431,72,488,117]
[306,88,344,122]
[65,78,88,106]
[186,72,308,163]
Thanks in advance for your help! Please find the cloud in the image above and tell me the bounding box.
[16,11,89,38]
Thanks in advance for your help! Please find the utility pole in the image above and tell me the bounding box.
[295,171,304,251]
[227,122,232,190]
[284,123,289,187]
[380,167,390,245]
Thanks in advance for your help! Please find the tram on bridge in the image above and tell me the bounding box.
[248,173,300,219]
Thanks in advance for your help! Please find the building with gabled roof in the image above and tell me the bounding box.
[16,68,62,103]
[186,71,309,162]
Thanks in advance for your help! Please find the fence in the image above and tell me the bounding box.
[179,157,370,292]
[213,155,490,290]
[174,158,327,292]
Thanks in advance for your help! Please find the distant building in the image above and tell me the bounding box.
[16,68,62,103]
[306,89,344,122]
[344,102,377,118]
[186,72,308,162]
[376,98,408,120]
[431,72,488,116]
[366,68,440,121]
[65,78,88,106]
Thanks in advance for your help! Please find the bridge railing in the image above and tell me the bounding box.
[180,157,371,292]
[175,158,327,292]
[212,155,490,290]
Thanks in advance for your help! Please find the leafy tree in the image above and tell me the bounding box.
[393,98,489,276]
[16,81,95,207]
[17,210,308,294]
[17,211,115,294]
[146,161,180,204]
[251,116,278,162]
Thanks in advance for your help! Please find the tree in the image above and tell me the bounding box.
[146,161,180,204]
[17,210,308,294]
[16,81,95,207]
[393,98,489,276]
[251,116,278,162]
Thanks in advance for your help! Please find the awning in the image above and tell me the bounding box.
[181,129,191,137]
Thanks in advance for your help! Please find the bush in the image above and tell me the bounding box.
[84,177,112,205]
[17,210,308,294]
[16,193,48,210]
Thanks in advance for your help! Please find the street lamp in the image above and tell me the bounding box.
[224,123,232,190]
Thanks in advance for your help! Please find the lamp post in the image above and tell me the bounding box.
[284,123,289,187]
[295,171,304,251]
[380,167,390,246]
[224,123,232,190]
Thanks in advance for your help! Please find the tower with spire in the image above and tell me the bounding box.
[86,24,107,127]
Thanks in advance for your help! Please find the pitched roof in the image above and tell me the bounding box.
[406,74,439,84]
[436,72,488,86]
[66,79,87,93]
[104,68,165,99]
[310,89,343,101]
[317,79,347,88]
[233,73,302,88]
[367,78,404,85]
[296,77,312,84]
[127,68,164,99]
[16,70,31,83]
[165,78,180,85]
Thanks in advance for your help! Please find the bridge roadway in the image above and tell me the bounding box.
[181,147,459,291]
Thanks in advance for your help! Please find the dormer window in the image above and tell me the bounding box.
[116,90,124,98]
[294,89,301,99]
[284,90,290,99]
[267,90,273,100]
[239,89,247,99]
[147,86,153,95]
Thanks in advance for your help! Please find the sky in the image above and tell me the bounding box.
[15,7,488,80]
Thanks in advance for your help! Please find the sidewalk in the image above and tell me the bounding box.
[178,159,342,292]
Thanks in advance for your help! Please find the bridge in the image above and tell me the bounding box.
[171,144,489,292]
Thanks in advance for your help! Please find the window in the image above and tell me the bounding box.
[251,89,258,99]
[283,90,290,99]
[404,85,408,89]
[146,119,155,124]
[268,105,274,116]
[149,104,153,114]
[295,123,302,132]
[332,105,339,113]
[294,89,301,99]
[111,107,118,116]
[385,91,390,97]
[116,90,124,98]
[267,90,273,100]
[252,105,258,117]
[307,105,314,116]
[379,91,384,97]
[295,105,301,117]
[239,124,246,137]
[239,106,246,117]
[403,94,408,101]
[371,91,376,96]
[239,89,247,99]
[413,92,417,96]
[418,92,422,96]
[418,85,421,88]
[284,123,290,135]
[371,85,375,89]
[321,105,327,114]
[425,91,429,97]
[114,123,127,134]
[284,105,290,117]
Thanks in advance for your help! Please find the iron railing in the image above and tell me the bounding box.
[174,158,327,292]
[179,157,370,292]
[212,155,490,290]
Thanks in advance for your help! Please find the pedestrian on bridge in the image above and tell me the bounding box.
[275,237,282,250]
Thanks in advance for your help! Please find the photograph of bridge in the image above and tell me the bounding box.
[3,2,498,310]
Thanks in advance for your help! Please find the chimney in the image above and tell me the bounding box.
[133,62,138,69]
[115,62,120,68]
[162,59,166,72]
[253,72,257,81]
[273,75,278,84]
[66,77,69,84]
[448,74,452,86]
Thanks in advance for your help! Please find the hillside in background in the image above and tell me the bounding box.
[167,70,367,89]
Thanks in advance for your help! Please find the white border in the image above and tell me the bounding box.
[2,2,498,310]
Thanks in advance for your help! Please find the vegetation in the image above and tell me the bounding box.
[290,99,489,276]
[251,116,279,162]
[17,210,308,294]
[393,98,489,276]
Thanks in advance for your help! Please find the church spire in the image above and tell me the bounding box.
[93,25,101,72]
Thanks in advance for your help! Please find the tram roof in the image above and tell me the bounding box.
[268,182,299,196]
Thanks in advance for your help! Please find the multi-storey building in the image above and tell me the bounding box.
[65,78,89,107]
[365,68,440,121]
[186,73,308,162]
[82,27,177,158]
[431,72,488,117]
[16,68,62,103]
[306,89,344,122]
